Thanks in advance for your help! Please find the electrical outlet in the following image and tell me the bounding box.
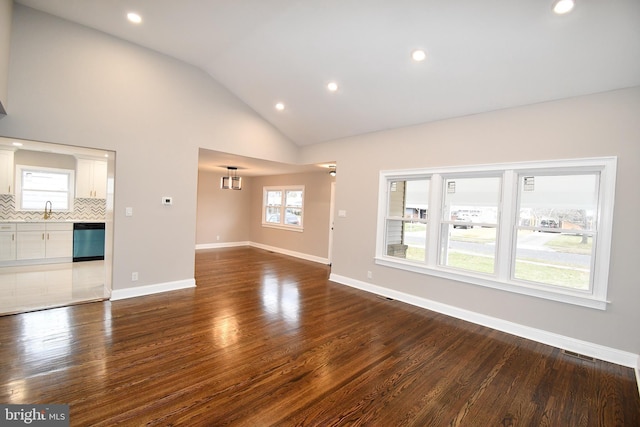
[132,272,139,281]
[367,271,373,279]
[216,235,220,241]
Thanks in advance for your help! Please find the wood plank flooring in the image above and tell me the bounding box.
[1,247,638,426]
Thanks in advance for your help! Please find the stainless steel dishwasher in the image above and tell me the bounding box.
[73,222,105,262]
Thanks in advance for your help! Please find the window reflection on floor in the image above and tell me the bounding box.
[0,261,106,315]
[261,275,300,325]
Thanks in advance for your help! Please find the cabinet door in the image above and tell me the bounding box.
[93,161,108,199]
[45,230,73,258]
[0,150,14,195]
[76,159,108,198]
[76,159,94,198]
[17,231,46,260]
[0,232,16,261]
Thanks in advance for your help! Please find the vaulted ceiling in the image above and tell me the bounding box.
[15,0,640,149]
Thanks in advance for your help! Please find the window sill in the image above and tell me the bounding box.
[374,256,608,310]
[262,223,304,232]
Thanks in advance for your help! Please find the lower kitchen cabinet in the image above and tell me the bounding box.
[16,225,46,260]
[45,223,74,259]
[0,223,17,261]
[14,222,73,261]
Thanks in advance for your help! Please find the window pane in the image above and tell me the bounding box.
[20,169,72,211]
[388,179,429,219]
[285,190,303,207]
[265,206,280,223]
[514,230,592,290]
[440,177,500,274]
[440,225,497,274]
[518,174,598,231]
[23,170,69,191]
[266,191,282,206]
[284,208,301,225]
[386,220,427,262]
[443,177,500,225]
[385,179,429,262]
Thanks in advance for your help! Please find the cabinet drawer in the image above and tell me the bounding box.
[0,223,16,232]
[17,223,46,232]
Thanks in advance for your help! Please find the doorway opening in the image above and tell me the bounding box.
[0,137,115,315]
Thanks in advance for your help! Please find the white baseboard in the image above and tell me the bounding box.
[249,242,330,265]
[636,362,640,398]
[196,241,250,250]
[110,278,196,301]
[330,273,640,370]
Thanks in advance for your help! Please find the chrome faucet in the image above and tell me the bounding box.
[44,201,52,220]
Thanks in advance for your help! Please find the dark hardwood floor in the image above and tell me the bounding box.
[1,247,638,426]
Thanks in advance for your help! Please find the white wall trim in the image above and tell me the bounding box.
[196,241,250,250]
[110,278,196,301]
[249,242,330,265]
[636,361,640,399]
[330,273,640,369]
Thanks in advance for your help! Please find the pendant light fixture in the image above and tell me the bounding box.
[221,166,242,190]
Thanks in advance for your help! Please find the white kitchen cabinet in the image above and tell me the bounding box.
[6,222,73,263]
[0,223,16,261]
[44,222,73,259]
[76,159,107,199]
[16,223,46,260]
[0,149,14,195]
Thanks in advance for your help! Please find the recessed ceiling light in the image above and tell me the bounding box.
[127,12,142,24]
[327,82,338,92]
[411,49,427,62]
[275,102,285,111]
[552,0,575,14]
[12,142,23,147]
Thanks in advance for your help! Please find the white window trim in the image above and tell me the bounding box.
[14,164,76,212]
[375,157,617,310]
[262,185,305,232]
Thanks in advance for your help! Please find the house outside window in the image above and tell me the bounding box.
[263,186,304,231]
[376,157,617,310]
[15,165,75,211]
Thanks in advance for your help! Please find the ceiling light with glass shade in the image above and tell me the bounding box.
[221,167,242,190]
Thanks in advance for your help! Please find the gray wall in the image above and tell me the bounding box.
[196,169,252,245]
[0,5,298,291]
[301,86,640,356]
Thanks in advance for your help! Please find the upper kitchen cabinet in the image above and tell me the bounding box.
[0,149,14,194]
[76,158,107,199]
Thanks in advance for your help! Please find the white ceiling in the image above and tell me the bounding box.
[13,0,640,173]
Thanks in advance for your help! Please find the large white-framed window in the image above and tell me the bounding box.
[375,157,617,310]
[262,186,304,231]
[14,165,75,212]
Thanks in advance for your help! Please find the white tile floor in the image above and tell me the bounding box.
[0,261,107,315]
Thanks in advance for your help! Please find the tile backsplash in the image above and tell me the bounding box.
[0,194,106,221]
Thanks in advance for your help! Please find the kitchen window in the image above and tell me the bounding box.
[15,165,75,211]
[262,186,304,231]
[375,157,617,309]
